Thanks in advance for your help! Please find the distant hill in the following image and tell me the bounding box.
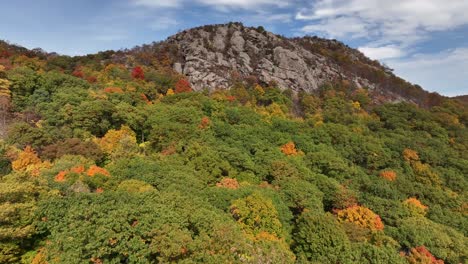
[453,95,468,105]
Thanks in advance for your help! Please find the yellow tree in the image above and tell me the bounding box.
[95,126,138,159]
[280,142,303,156]
[335,205,384,231]
[403,198,428,216]
[11,146,41,172]
[379,170,397,181]
[0,65,11,127]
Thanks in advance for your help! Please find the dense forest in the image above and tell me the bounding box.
[0,39,467,264]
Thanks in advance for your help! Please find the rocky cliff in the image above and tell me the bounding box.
[158,23,420,103]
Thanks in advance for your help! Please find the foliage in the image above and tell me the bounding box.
[131,66,145,80]
[403,197,428,217]
[336,205,385,231]
[230,192,284,238]
[216,177,239,189]
[94,125,138,160]
[174,79,192,93]
[395,217,467,263]
[380,170,397,181]
[0,41,466,263]
[11,146,41,172]
[293,212,352,263]
[280,141,302,156]
[405,246,444,264]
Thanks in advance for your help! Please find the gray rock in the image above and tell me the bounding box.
[173,63,183,73]
[162,23,411,103]
[68,181,90,193]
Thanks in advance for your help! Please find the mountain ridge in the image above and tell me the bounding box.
[0,23,460,107]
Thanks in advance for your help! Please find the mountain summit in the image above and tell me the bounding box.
[146,22,436,106]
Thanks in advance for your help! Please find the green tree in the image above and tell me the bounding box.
[0,172,46,263]
[293,212,352,263]
[230,192,284,238]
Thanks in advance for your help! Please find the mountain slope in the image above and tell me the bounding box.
[0,24,467,264]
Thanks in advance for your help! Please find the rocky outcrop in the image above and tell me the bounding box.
[137,22,429,105]
[165,23,380,93]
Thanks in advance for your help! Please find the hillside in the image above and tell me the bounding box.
[0,23,467,263]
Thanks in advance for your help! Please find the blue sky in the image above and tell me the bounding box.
[1,0,467,96]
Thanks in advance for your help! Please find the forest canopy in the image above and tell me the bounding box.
[0,41,467,264]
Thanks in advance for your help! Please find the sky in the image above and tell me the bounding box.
[1,0,467,96]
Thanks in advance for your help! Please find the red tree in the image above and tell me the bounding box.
[131,66,145,80]
[174,79,192,93]
[72,69,84,78]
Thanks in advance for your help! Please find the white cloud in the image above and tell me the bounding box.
[301,16,372,38]
[132,0,289,10]
[297,0,468,48]
[149,17,179,31]
[133,0,182,8]
[385,47,468,96]
[197,0,288,9]
[358,45,405,60]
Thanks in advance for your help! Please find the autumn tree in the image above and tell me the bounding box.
[0,65,10,127]
[403,148,419,162]
[0,172,45,263]
[402,148,441,185]
[131,66,145,80]
[216,178,239,189]
[405,246,444,264]
[117,179,155,193]
[87,165,110,177]
[198,116,211,129]
[41,138,103,161]
[335,205,384,231]
[11,146,41,172]
[280,141,302,156]
[380,170,397,181]
[174,79,192,93]
[166,88,175,96]
[403,198,428,217]
[95,126,138,160]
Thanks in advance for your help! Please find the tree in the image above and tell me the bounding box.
[396,217,467,263]
[87,165,110,177]
[41,138,103,161]
[405,246,444,264]
[95,126,138,160]
[230,192,284,238]
[198,116,210,129]
[174,79,192,94]
[131,66,145,80]
[293,212,352,263]
[403,148,419,162]
[11,146,41,172]
[280,141,302,156]
[0,65,11,128]
[0,172,45,263]
[380,170,397,181]
[216,178,239,189]
[335,205,384,231]
[403,198,428,216]
[351,243,406,264]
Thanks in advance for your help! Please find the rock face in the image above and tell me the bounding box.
[164,23,379,92]
[147,22,422,104]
